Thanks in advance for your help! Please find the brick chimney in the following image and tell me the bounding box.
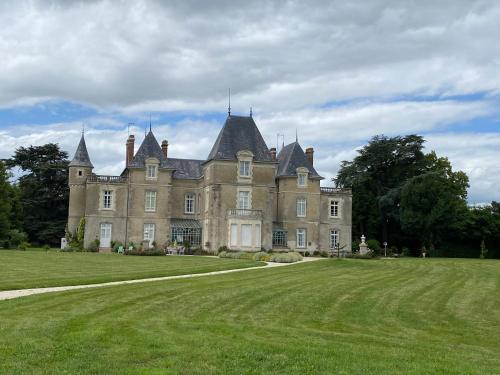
[305,147,314,166]
[161,140,169,158]
[126,135,135,166]
[270,147,277,161]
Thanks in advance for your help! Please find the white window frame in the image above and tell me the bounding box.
[298,173,307,187]
[145,191,157,212]
[296,198,307,217]
[185,193,195,214]
[143,223,155,245]
[296,228,306,249]
[146,164,158,180]
[239,161,251,177]
[102,190,113,210]
[238,190,251,209]
[329,199,340,218]
[330,229,339,250]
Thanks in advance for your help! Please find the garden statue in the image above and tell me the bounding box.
[359,235,369,255]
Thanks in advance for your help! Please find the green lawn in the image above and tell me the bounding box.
[0,258,499,374]
[0,250,262,290]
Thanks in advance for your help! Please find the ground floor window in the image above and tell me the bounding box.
[171,227,201,246]
[296,228,306,248]
[143,223,155,246]
[272,230,287,247]
[330,229,339,250]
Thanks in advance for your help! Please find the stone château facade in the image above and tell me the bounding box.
[67,114,352,253]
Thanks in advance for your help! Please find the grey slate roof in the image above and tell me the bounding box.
[128,131,168,168]
[206,115,273,162]
[277,142,322,179]
[69,134,94,168]
[166,158,203,179]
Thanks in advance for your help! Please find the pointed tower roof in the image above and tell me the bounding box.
[128,130,168,168]
[69,134,93,168]
[277,142,322,179]
[206,115,273,162]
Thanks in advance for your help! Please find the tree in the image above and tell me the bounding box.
[336,135,427,243]
[400,157,469,252]
[7,144,69,246]
[0,161,12,243]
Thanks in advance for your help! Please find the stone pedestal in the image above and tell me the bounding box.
[359,243,369,255]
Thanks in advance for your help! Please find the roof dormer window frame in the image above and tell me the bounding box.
[297,167,308,188]
[236,150,254,182]
[145,158,160,181]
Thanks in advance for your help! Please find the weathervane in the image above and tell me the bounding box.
[228,88,231,116]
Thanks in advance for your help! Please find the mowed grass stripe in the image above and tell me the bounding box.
[0,250,263,290]
[0,258,499,374]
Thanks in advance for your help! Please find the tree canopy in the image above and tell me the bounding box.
[336,134,499,257]
[6,144,69,246]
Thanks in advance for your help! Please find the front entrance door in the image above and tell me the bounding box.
[100,223,112,248]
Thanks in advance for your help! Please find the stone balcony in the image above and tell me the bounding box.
[87,175,128,184]
[320,187,351,195]
[227,208,263,220]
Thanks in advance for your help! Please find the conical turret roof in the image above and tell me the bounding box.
[69,134,93,168]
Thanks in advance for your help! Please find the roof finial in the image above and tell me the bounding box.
[250,106,252,117]
[228,88,231,116]
[296,128,298,143]
[82,123,85,136]
[149,113,152,132]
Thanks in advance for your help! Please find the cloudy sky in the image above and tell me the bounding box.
[1,0,499,203]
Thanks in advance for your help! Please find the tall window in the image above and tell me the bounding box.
[143,223,155,244]
[185,194,195,214]
[147,165,157,179]
[298,173,307,187]
[145,191,157,212]
[330,200,339,217]
[238,191,250,209]
[296,198,307,217]
[239,161,250,177]
[330,229,339,250]
[297,228,306,248]
[103,190,113,209]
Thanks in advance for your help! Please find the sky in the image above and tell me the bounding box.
[0,0,499,204]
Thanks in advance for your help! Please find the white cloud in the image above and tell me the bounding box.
[1,1,500,111]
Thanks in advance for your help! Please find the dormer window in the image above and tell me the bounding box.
[239,161,250,177]
[236,150,253,182]
[296,167,308,187]
[147,165,157,179]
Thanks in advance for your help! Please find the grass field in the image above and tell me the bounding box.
[0,258,499,374]
[0,250,262,290]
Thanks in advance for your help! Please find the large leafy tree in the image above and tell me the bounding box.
[7,144,69,245]
[0,161,13,242]
[400,163,469,252]
[336,135,427,243]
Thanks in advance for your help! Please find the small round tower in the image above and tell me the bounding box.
[67,134,93,236]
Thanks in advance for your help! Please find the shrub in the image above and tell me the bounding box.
[401,247,411,256]
[17,241,30,251]
[366,239,382,254]
[86,238,100,252]
[269,252,303,263]
[345,251,378,259]
[8,229,28,248]
[319,250,330,258]
[217,246,229,254]
[218,251,256,260]
[124,249,164,256]
[252,251,270,261]
[43,244,51,251]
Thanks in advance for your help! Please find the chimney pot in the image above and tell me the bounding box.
[270,147,277,161]
[126,135,135,166]
[161,140,169,158]
[305,147,314,166]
